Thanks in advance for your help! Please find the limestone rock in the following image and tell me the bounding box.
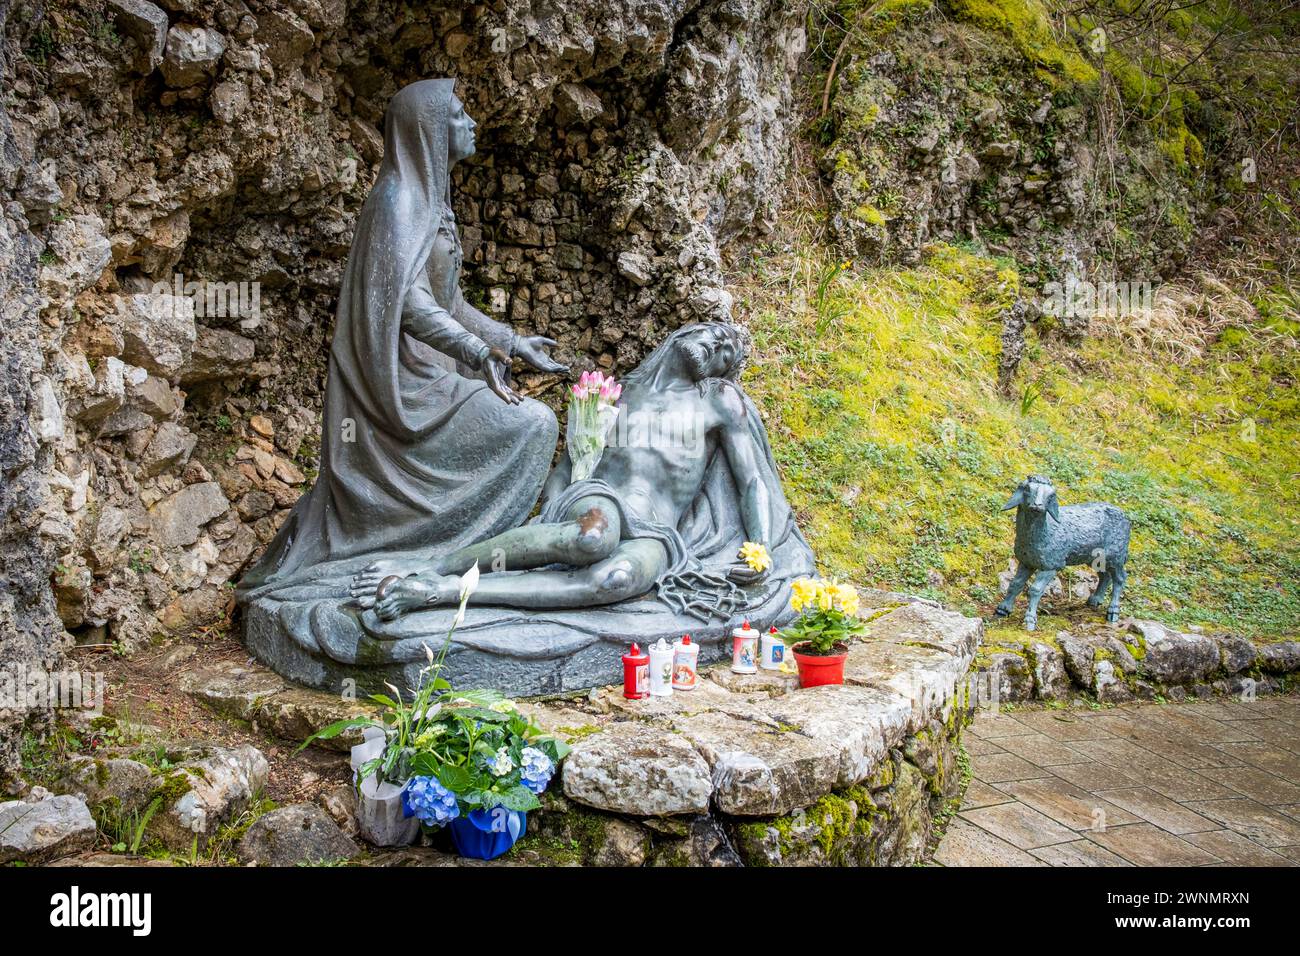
[119,293,197,378]
[862,601,983,659]
[647,816,740,867]
[0,795,97,864]
[151,744,269,849]
[562,722,712,817]
[1058,631,1095,688]
[1256,640,1300,674]
[1131,621,1219,684]
[256,9,316,63]
[252,686,375,752]
[148,481,229,548]
[139,421,197,477]
[237,803,358,866]
[670,709,840,817]
[1028,641,1070,699]
[177,660,287,720]
[756,684,912,790]
[983,651,1034,703]
[586,816,652,867]
[554,82,604,127]
[161,26,227,88]
[616,250,653,287]
[106,0,169,74]
[181,325,257,385]
[843,639,969,732]
[1093,659,1132,703]
[57,756,154,814]
[39,214,112,302]
[1214,633,1256,675]
[732,786,878,866]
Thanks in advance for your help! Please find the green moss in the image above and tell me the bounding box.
[553,724,602,741]
[739,240,1300,638]
[151,771,195,806]
[948,0,1098,85]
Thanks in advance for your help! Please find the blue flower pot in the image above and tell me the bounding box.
[449,808,527,860]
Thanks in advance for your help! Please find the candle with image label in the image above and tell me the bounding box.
[648,639,674,697]
[731,621,758,674]
[671,634,699,690]
[761,626,786,671]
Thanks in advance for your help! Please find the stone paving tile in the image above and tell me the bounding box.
[1048,760,1143,792]
[1184,798,1300,847]
[1068,737,1174,771]
[1196,765,1300,805]
[1086,822,1221,867]
[1210,700,1283,721]
[934,818,1045,867]
[1156,708,1262,744]
[967,713,1036,739]
[959,802,1079,849]
[1087,714,1145,739]
[1182,829,1294,866]
[1236,719,1300,754]
[1184,702,1260,722]
[941,696,1300,867]
[997,777,1140,830]
[1278,845,1300,864]
[1094,787,1220,835]
[965,736,1006,756]
[1030,839,1134,867]
[1132,766,1239,803]
[1008,710,1118,741]
[1125,732,1245,770]
[961,779,1013,809]
[970,751,1053,784]
[992,733,1092,767]
[1214,741,1300,779]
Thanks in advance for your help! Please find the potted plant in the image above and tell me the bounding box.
[304,564,571,860]
[782,577,865,688]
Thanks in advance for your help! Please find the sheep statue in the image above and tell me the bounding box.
[995,475,1131,630]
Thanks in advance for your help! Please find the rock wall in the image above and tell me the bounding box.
[0,0,808,774]
[1,0,68,775]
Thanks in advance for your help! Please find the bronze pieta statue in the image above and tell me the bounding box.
[238,80,815,695]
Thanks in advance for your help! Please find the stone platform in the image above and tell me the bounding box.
[183,597,983,865]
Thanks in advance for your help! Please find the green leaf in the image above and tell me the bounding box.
[436,763,475,793]
[495,785,541,812]
[294,717,379,753]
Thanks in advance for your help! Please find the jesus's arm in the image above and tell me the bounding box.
[717,386,770,548]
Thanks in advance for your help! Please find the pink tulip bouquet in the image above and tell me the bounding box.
[567,370,622,482]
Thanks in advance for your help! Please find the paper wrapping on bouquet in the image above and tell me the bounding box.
[351,727,419,847]
[566,401,619,482]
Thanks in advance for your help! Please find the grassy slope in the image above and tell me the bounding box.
[734,243,1299,639]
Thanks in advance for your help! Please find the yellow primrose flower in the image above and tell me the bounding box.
[834,583,860,617]
[816,581,835,611]
[789,577,817,612]
[739,541,772,573]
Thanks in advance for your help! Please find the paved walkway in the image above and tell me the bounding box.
[935,694,1300,866]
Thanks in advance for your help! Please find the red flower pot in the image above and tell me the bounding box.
[792,642,849,688]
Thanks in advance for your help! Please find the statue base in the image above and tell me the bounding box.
[242,587,797,699]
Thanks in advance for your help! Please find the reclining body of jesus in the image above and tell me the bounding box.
[349,323,771,621]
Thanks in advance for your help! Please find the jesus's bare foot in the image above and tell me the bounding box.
[349,559,431,606]
[372,573,455,621]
